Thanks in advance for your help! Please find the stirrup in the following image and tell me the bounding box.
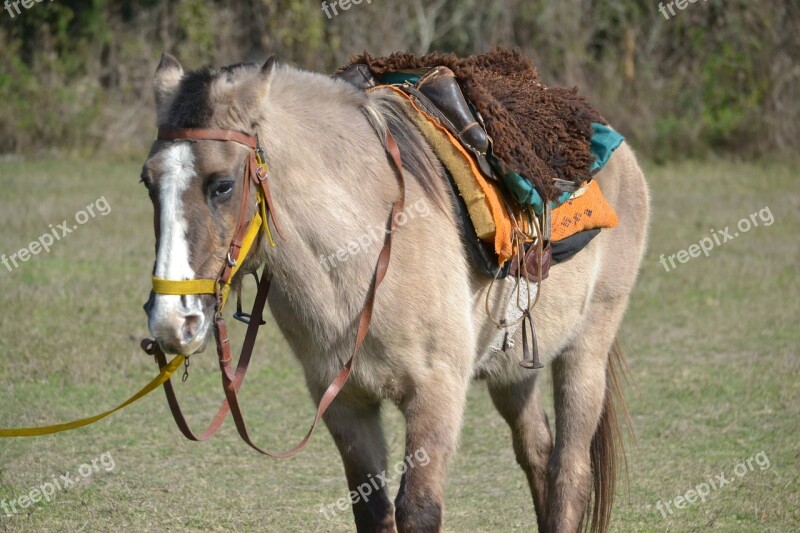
[232,272,267,326]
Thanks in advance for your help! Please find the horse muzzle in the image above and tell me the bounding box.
[146,293,214,355]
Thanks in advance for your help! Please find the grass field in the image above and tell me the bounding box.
[0,156,798,532]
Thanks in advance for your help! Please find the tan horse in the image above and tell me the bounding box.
[141,54,649,533]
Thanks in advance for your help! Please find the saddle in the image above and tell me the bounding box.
[339,64,494,176]
[336,52,624,279]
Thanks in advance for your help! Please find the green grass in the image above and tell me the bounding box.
[0,156,798,532]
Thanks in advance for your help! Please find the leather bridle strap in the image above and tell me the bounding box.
[143,271,272,441]
[158,127,258,148]
[143,126,277,440]
[218,130,406,458]
[151,127,285,306]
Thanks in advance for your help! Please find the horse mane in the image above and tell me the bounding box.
[164,62,263,129]
[361,90,450,214]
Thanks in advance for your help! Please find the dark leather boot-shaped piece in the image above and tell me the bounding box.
[336,64,377,91]
[417,66,490,154]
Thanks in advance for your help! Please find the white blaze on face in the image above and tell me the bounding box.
[155,143,195,282]
[149,143,206,351]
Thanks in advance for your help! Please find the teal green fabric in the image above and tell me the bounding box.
[503,123,624,214]
[502,171,545,214]
[380,72,422,86]
[501,173,572,215]
[589,122,624,172]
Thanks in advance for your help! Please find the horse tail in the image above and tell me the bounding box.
[586,337,632,533]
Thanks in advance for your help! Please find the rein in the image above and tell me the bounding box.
[141,125,406,457]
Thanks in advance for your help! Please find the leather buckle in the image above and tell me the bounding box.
[255,143,269,180]
[255,143,266,165]
[232,310,266,326]
[508,242,552,281]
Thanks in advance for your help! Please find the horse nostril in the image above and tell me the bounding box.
[148,298,207,354]
[182,313,203,340]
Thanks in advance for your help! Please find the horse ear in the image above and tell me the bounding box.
[247,55,277,114]
[154,53,184,125]
[260,55,276,79]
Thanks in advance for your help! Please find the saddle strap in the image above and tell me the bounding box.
[153,129,406,457]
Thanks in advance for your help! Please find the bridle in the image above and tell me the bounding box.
[150,127,283,305]
[140,125,406,457]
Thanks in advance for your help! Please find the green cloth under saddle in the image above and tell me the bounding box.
[502,123,624,215]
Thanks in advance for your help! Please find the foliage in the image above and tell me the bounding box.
[0,0,797,159]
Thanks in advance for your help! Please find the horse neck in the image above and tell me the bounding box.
[254,67,400,288]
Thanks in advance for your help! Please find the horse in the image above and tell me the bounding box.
[140,53,650,533]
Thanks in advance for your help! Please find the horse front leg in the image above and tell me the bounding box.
[394,368,469,533]
[321,398,396,532]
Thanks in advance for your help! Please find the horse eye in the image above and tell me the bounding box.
[211,181,234,198]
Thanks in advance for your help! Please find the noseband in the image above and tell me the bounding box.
[141,125,406,458]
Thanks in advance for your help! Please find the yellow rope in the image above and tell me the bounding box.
[0,355,184,437]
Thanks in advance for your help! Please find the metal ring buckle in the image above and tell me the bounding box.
[232,310,267,326]
[226,252,237,268]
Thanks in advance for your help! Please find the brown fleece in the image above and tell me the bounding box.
[339,47,606,202]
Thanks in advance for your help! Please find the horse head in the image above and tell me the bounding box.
[140,53,276,355]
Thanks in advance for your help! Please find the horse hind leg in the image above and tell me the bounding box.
[321,399,396,532]
[487,373,553,531]
[548,307,630,533]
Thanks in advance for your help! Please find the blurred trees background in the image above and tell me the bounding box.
[0,0,797,160]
